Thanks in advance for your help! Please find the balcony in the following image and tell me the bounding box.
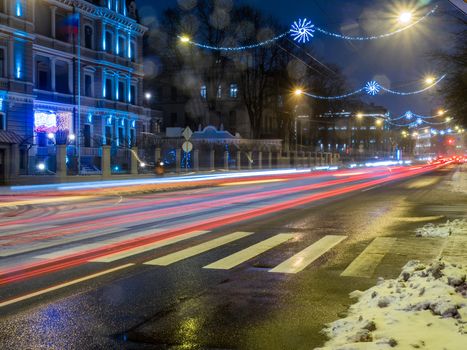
[35,90,74,105]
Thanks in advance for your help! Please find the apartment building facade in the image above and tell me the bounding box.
[0,0,154,183]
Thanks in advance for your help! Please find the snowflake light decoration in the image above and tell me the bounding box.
[364,81,380,96]
[416,118,423,125]
[290,18,315,44]
[405,111,413,120]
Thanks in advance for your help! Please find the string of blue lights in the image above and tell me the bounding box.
[179,6,438,51]
[301,75,446,100]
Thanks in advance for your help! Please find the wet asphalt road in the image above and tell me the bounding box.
[0,164,465,349]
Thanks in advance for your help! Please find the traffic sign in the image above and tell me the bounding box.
[182,127,193,140]
[182,141,193,153]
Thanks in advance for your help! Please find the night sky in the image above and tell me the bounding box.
[136,0,460,117]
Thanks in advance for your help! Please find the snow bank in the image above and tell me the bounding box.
[317,260,466,350]
[450,166,467,194]
[415,219,467,238]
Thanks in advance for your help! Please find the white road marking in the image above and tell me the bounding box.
[270,235,347,274]
[0,264,134,308]
[204,234,294,270]
[341,237,397,278]
[91,230,210,263]
[144,231,253,266]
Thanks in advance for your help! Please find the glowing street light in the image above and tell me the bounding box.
[140,162,146,168]
[68,134,76,141]
[144,92,152,100]
[36,163,46,171]
[356,113,363,119]
[437,109,445,116]
[398,11,412,24]
[375,119,383,126]
[294,89,303,96]
[180,35,191,43]
[425,76,435,85]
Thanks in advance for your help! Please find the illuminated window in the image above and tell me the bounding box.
[229,84,238,98]
[200,85,207,99]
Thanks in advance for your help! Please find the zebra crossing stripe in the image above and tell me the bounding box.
[91,230,210,263]
[144,231,253,266]
[340,237,397,278]
[270,235,347,274]
[203,233,294,270]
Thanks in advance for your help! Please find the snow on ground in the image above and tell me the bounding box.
[317,260,466,350]
[415,219,467,238]
[449,165,467,194]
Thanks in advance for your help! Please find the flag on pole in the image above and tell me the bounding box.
[57,13,80,37]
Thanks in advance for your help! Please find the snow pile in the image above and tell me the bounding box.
[317,260,467,350]
[415,219,467,238]
[450,166,467,194]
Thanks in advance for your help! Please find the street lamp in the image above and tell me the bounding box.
[398,11,412,24]
[356,113,363,120]
[68,133,76,141]
[425,76,435,85]
[180,35,191,43]
[294,89,303,96]
[145,92,152,100]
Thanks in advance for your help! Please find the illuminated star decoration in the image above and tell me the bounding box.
[364,81,381,96]
[290,18,315,44]
[405,111,413,120]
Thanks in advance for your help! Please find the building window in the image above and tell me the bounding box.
[83,124,91,147]
[130,129,135,147]
[55,13,70,42]
[84,74,93,97]
[118,127,124,146]
[105,31,113,53]
[130,85,136,104]
[117,36,125,57]
[55,60,69,93]
[0,49,4,78]
[105,125,112,145]
[105,78,113,100]
[200,85,206,99]
[118,81,125,101]
[230,84,238,98]
[0,113,5,130]
[130,41,136,62]
[171,87,177,101]
[84,26,93,49]
[217,85,222,99]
